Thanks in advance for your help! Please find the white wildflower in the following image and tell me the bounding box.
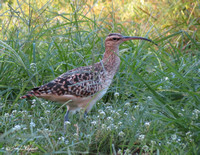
[171,72,175,78]
[22,110,27,115]
[186,131,192,137]
[144,122,150,127]
[91,121,97,125]
[30,63,36,71]
[110,110,116,114]
[5,113,9,117]
[138,134,145,141]
[124,148,131,155]
[13,125,21,131]
[171,134,177,141]
[142,145,149,151]
[134,105,139,109]
[147,96,152,100]
[31,104,35,108]
[98,110,105,116]
[39,117,44,120]
[64,121,71,125]
[118,121,122,126]
[106,105,112,110]
[118,109,122,112]
[41,102,46,106]
[30,121,36,128]
[118,131,125,137]
[192,109,200,119]
[117,149,123,155]
[151,140,156,145]
[114,92,119,97]
[113,125,118,130]
[14,147,20,152]
[115,111,120,117]
[167,141,171,145]
[107,117,113,121]
[124,112,128,116]
[152,110,157,113]
[101,124,106,129]
[65,140,69,144]
[32,99,36,104]
[177,138,181,142]
[107,125,112,131]
[178,113,183,116]
[45,110,50,114]
[164,77,169,80]
[12,110,17,115]
[58,136,65,142]
[106,102,111,106]
[125,102,131,106]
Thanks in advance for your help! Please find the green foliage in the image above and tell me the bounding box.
[0,0,200,154]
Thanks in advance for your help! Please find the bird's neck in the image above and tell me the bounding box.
[102,46,121,73]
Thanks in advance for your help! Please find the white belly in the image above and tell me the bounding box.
[67,87,108,114]
[83,87,108,112]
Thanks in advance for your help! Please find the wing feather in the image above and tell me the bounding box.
[21,62,106,98]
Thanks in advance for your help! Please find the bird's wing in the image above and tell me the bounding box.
[21,63,106,99]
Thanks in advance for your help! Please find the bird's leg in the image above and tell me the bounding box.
[84,111,87,118]
[64,110,69,121]
[64,110,70,130]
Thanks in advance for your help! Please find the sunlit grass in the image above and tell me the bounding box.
[0,0,200,154]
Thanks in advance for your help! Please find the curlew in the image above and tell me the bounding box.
[21,33,156,128]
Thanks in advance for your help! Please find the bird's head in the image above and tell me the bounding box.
[105,33,156,48]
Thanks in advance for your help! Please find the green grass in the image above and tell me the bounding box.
[0,0,200,154]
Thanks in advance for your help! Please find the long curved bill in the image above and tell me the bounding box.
[123,36,157,46]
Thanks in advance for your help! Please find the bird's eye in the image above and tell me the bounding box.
[113,38,119,40]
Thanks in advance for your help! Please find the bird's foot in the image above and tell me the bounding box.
[64,120,71,131]
[63,110,70,132]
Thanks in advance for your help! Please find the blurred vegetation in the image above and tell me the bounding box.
[1,0,199,39]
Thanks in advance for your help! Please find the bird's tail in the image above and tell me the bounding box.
[20,87,40,99]
[20,92,35,99]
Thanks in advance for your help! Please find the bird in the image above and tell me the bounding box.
[21,33,156,128]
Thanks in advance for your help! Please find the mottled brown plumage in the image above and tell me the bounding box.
[22,64,105,98]
[21,33,155,127]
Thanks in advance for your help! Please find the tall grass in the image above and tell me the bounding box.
[0,0,200,154]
